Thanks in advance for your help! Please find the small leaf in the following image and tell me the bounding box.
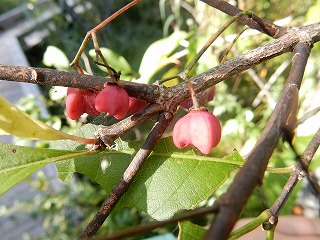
[178,221,206,240]
[89,47,132,75]
[43,46,70,70]
[0,96,93,144]
[56,124,243,220]
[138,31,187,83]
[0,143,97,196]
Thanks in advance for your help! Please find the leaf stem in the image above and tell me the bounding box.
[228,210,270,240]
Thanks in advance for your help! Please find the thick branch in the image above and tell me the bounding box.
[204,42,312,240]
[0,65,160,103]
[201,0,286,38]
[80,112,173,239]
[187,24,320,93]
[1,23,320,112]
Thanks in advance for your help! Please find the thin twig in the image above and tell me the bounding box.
[70,0,141,69]
[94,205,219,240]
[79,112,173,239]
[252,60,291,107]
[247,68,276,108]
[297,106,320,126]
[1,23,320,107]
[200,0,286,38]
[220,26,249,64]
[182,11,252,75]
[269,127,320,217]
[204,42,312,240]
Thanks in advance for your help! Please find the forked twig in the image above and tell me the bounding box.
[181,11,253,76]
[70,0,140,76]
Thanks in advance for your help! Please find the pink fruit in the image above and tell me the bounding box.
[127,97,148,115]
[95,84,129,119]
[180,86,216,109]
[172,113,193,149]
[66,88,86,120]
[172,110,221,154]
[83,90,100,116]
[66,88,100,120]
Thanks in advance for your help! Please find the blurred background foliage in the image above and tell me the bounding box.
[1,0,320,239]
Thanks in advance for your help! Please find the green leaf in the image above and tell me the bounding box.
[56,124,243,220]
[89,47,132,75]
[0,143,97,196]
[43,45,70,70]
[178,221,206,240]
[0,96,93,143]
[306,0,320,25]
[118,141,242,220]
[138,31,187,83]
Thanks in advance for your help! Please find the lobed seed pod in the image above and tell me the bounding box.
[95,84,129,119]
[126,97,148,115]
[66,88,99,120]
[66,88,86,120]
[172,109,221,154]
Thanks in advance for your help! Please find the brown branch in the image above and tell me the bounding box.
[0,65,160,103]
[1,15,320,240]
[200,0,286,38]
[269,128,320,217]
[79,112,173,239]
[171,23,320,99]
[204,42,312,240]
[91,103,163,148]
[1,23,320,111]
[94,205,219,240]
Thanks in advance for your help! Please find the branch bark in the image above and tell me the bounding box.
[204,42,312,240]
[1,22,319,112]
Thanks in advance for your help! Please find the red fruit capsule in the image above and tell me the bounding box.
[95,85,129,119]
[172,110,221,154]
[127,97,148,115]
[172,113,193,149]
[66,88,99,120]
[83,90,99,116]
[66,88,86,120]
[189,110,221,154]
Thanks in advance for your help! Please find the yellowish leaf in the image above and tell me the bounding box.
[0,96,94,144]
